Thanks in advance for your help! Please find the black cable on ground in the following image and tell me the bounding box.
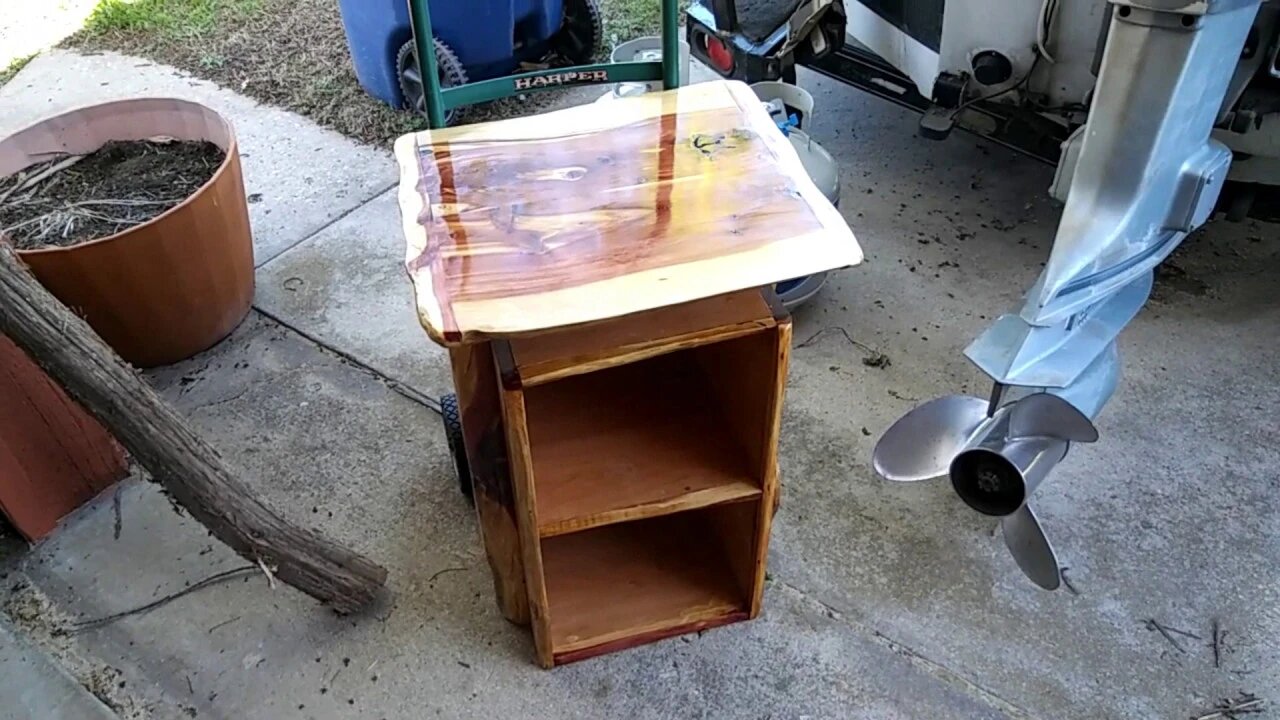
[67,565,259,634]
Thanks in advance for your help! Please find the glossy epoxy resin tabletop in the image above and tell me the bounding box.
[394,79,862,345]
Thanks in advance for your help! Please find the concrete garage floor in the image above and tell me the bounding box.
[2,50,1279,719]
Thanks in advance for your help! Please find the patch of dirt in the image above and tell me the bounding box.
[67,0,670,146]
[1151,261,1211,303]
[0,139,223,250]
[4,576,149,718]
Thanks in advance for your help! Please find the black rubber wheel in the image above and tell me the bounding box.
[397,37,468,126]
[553,0,604,64]
[440,393,473,500]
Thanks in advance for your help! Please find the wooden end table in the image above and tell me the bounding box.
[395,80,861,667]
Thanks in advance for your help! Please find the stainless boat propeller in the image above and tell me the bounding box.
[873,390,1097,590]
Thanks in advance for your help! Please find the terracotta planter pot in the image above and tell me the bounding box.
[0,98,255,367]
[0,333,127,540]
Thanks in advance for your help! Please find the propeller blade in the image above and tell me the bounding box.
[873,395,990,482]
[1007,393,1098,443]
[1001,505,1061,590]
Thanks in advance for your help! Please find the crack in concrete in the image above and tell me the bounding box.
[252,181,398,270]
[189,385,252,411]
[248,306,440,415]
[772,579,1041,720]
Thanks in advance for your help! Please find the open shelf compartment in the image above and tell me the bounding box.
[487,289,790,666]
[541,503,759,663]
[522,330,778,538]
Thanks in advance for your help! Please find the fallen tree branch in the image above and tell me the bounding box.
[0,243,388,613]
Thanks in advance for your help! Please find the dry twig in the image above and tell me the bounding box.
[0,154,82,205]
[207,615,242,633]
[1210,618,1224,669]
[797,326,891,368]
[1193,692,1264,720]
[427,566,466,583]
[111,485,124,541]
[1,198,183,245]
[257,557,279,590]
[1143,618,1200,654]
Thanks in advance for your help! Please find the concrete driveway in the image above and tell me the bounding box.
[2,49,1277,720]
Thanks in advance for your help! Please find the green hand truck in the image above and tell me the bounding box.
[407,0,684,128]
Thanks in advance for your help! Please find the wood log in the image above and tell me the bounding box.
[0,243,388,614]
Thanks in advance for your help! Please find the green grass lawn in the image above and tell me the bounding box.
[63,0,671,145]
[601,0,664,42]
[0,54,37,87]
[83,0,262,37]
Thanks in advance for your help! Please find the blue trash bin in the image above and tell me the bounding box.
[337,0,568,108]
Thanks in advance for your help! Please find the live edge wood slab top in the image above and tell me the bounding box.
[395,80,862,346]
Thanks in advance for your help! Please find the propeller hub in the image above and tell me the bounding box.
[950,449,1026,516]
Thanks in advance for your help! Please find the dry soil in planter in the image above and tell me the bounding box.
[0,139,224,250]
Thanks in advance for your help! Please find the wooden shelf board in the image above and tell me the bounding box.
[510,290,775,387]
[552,612,749,666]
[539,482,759,538]
[541,513,749,658]
[524,355,761,538]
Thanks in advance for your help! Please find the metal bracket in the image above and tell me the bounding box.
[965,272,1150,390]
